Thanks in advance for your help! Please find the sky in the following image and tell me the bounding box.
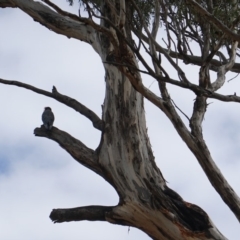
[0,1,240,240]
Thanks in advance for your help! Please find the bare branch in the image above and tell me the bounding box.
[122,24,240,223]
[52,86,104,131]
[0,0,118,53]
[34,126,103,177]
[133,30,190,83]
[0,0,16,7]
[188,124,240,222]
[151,0,160,40]
[41,0,117,49]
[106,62,240,105]
[155,74,240,103]
[190,95,207,137]
[228,73,239,82]
[118,0,126,29]
[211,41,238,91]
[147,1,170,100]
[50,205,114,223]
[171,98,190,121]
[201,17,211,60]
[49,198,223,240]
[41,0,81,21]
[137,31,240,73]
[187,61,240,222]
[0,78,103,131]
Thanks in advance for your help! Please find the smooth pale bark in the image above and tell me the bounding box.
[0,0,239,239]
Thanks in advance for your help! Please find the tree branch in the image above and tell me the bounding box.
[130,0,189,84]
[0,0,103,53]
[52,86,104,131]
[211,42,238,91]
[155,75,240,103]
[128,67,240,221]
[0,0,16,7]
[41,0,116,45]
[41,0,82,22]
[189,129,240,222]
[136,31,240,73]
[50,205,115,223]
[34,126,103,177]
[118,0,126,30]
[0,78,103,131]
[107,60,240,105]
[119,22,240,223]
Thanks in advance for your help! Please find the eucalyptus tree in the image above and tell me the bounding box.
[1,0,240,239]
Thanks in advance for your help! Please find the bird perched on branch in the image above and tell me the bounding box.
[42,107,54,130]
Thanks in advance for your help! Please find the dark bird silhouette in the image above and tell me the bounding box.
[42,107,54,130]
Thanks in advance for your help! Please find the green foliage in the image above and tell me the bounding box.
[66,0,240,49]
[165,0,240,49]
[66,0,155,28]
[132,0,155,29]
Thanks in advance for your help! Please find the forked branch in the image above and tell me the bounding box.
[52,86,103,131]
[34,126,103,177]
[137,31,240,73]
[119,1,240,222]
[211,41,239,91]
[41,0,117,48]
[0,0,113,52]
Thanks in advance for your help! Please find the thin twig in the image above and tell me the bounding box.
[227,73,239,82]
[171,98,190,121]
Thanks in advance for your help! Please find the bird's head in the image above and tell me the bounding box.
[45,107,52,111]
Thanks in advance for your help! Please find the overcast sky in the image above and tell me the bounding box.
[0,1,240,240]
